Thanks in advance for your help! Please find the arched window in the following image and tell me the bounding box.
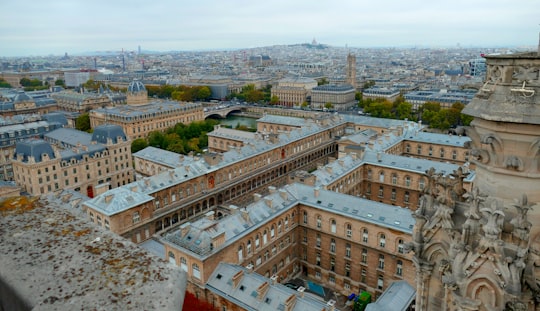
[379,234,386,248]
[180,257,187,271]
[247,240,252,254]
[271,225,275,238]
[192,263,201,279]
[263,230,268,244]
[346,223,352,238]
[238,245,244,262]
[362,228,369,243]
[168,251,175,265]
[398,239,404,253]
[278,221,282,233]
[330,219,336,233]
[255,234,260,248]
[303,211,308,224]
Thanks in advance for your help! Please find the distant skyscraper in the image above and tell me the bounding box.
[346,53,357,89]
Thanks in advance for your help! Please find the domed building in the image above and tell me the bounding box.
[126,79,148,106]
[89,80,204,140]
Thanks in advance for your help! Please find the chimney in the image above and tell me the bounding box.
[232,270,244,288]
[180,222,191,236]
[270,274,278,285]
[351,152,357,160]
[257,282,270,300]
[297,286,305,298]
[205,211,215,221]
[284,294,297,311]
[268,186,277,193]
[325,166,333,174]
[265,197,273,208]
[130,185,138,192]
[279,189,288,201]
[245,263,254,273]
[105,194,113,203]
[326,299,336,311]
[253,193,262,201]
[314,187,320,198]
[241,209,250,222]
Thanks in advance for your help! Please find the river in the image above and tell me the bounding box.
[218,115,258,129]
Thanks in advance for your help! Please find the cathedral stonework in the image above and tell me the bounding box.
[410,50,540,310]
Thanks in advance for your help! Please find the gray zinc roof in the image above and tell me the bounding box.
[206,263,330,311]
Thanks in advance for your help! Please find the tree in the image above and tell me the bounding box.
[195,86,211,100]
[270,95,279,105]
[395,102,413,120]
[318,77,329,85]
[131,138,148,153]
[301,101,309,109]
[54,79,65,87]
[0,78,12,88]
[75,113,91,132]
[363,80,375,89]
[324,102,334,109]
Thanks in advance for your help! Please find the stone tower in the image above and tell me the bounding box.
[126,79,148,106]
[346,53,357,89]
[409,49,540,310]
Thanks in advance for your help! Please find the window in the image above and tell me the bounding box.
[378,255,385,270]
[397,260,403,276]
[303,211,308,224]
[362,229,368,243]
[379,171,385,182]
[346,244,351,258]
[316,216,322,228]
[367,169,372,180]
[417,145,422,154]
[316,252,321,266]
[329,274,335,284]
[361,248,368,264]
[168,251,176,265]
[379,234,386,248]
[284,217,289,229]
[391,189,396,201]
[278,221,282,233]
[271,225,275,238]
[405,176,411,187]
[378,186,384,198]
[428,146,433,156]
[316,234,321,248]
[398,239,404,253]
[405,144,411,153]
[247,240,252,254]
[330,257,335,272]
[330,239,336,253]
[180,257,187,271]
[316,271,321,279]
[346,223,352,238]
[419,178,425,190]
[330,219,336,233]
[345,262,351,277]
[377,275,384,290]
[452,150,457,160]
[238,246,244,262]
[344,283,351,290]
[263,230,268,244]
[255,234,260,248]
[440,148,445,158]
[132,212,140,224]
[404,191,410,203]
[391,174,397,185]
[192,264,201,279]
[361,268,367,283]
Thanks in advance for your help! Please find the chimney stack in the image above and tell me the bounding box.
[314,187,320,198]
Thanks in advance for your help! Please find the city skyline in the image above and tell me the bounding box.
[1,0,539,57]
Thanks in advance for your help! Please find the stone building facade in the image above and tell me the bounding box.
[270,77,318,107]
[311,84,357,111]
[12,124,133,197]
[89,80,204,140]
[409,51,540,310]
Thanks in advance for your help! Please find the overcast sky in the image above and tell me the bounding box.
[1,0,538,57]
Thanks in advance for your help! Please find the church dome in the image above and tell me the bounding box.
[127,80,146,93]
